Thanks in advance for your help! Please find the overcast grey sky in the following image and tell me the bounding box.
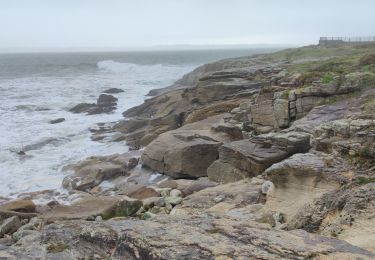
[0,0,374,51]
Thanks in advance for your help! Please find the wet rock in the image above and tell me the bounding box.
[70,94,118,115]
[102,88,124,94]
[49,118,65,124]
[96,94,118,113]
[69,103,97,114]
[62,151,142,191]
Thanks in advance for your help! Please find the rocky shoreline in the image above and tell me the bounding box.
[1,45,375,259]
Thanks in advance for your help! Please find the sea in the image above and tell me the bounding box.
[0,48,278,199]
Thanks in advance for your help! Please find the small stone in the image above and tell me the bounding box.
[47,201,60,208]
[95,216,103,221]
[261,181,274,195]
[142,211,157,220]
[165,196,183,206]
[349,150,356,156]
[213,195,225,203]
[142,197,165,210]
[170,189,182,198]
[231,107,241,114]
[155,188,172,198]
[273,212,284,225]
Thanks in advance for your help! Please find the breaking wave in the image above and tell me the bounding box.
[97,60,165,73]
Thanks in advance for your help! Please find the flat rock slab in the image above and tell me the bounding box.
[42,196,142,221]
[62,151,142,191]
[7,215,372,260]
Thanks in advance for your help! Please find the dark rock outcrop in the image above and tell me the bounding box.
[49,118,65,124]
[69,94,118,115]
[103,88,124,94]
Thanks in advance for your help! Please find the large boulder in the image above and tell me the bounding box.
[208,131,310,183]
[142,131,222,178]
[142,115,241,178]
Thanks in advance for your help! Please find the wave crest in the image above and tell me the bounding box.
[97,60,164,73]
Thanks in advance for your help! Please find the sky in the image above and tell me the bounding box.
[0,0,375,51]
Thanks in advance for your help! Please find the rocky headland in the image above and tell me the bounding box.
[1,45,375,259]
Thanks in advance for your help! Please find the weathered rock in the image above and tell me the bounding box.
[288,182,375,252]
[210,122,243,139]
[0,200,36,213]
[142,197,165,210]
[142,132,221,178]
[164,196,183,206]
[172,179,264,216]
[142,115,240,178]
[42,196,142,221]
[208,131,310,183]
[0,216,21,237]
[128,187,160,200]
[170,189,182,197]
[62,151,142,191]
[264,152,350,222]
[207,160,249,183]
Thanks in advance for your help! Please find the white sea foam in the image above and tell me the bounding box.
[0,59,196,198]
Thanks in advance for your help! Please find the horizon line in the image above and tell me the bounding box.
[0,43,300,54]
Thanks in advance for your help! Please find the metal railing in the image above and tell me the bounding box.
[320,36,375,42]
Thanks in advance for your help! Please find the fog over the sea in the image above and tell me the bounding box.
[1,0,375,51]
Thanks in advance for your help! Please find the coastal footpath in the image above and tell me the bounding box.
[1,44,375,259]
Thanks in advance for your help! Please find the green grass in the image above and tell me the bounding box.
[322,74,334,84]
[356,177,375,185]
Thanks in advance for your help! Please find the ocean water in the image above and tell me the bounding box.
[0,49,276,198]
